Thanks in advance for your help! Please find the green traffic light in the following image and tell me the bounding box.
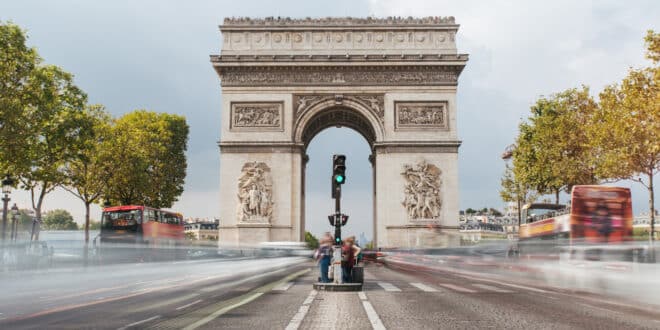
[335,175,344,183]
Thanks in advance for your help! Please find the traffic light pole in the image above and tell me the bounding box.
[333,185,343,284]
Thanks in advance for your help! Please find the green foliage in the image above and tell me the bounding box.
[513,86,599,202]
[185,232,197,240]
[42,209,78,230]
[103,110,189,208]
[591,30,659,230]
[465,208,477,215]
[0,21,40,175]
[500,163,537,222]
[364,241,374,250]
[62,104,112,241]
[305,231,319,249]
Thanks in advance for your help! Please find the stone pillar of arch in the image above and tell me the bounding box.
[211,17,468,248]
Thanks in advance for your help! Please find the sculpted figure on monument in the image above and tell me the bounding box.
[401,161,442,220]
[232,104,281,128]
[237,162,273,222]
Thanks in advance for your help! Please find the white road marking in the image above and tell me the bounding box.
[176,299,203,310]
[117,315,161,330]
[285,290,317,330]
[273,281,294,291]
[460,275,552,294]
[362,300,386,330]
[437,283,477,293]
[183,292,263,330]
[358,292,367,300]
[472,284,514,293]
[410,283,439,292]
[377,282,401,292]
[578,303,622,315]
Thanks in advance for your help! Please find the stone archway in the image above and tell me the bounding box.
[212,17,468,248]
[294,101,382,247]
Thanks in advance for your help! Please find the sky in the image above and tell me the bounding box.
[0,0,658,240]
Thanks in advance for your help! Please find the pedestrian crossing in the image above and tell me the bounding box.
[370,281,519,294]
[270,279,515,294]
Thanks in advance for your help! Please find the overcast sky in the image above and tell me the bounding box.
[1,0,658,240]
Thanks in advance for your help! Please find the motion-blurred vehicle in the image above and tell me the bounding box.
[515,185,634,258]
[98,205,185,262]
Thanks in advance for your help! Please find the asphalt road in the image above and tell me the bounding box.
[2,259,660,329]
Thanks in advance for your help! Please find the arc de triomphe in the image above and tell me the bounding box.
[211,17,468,248]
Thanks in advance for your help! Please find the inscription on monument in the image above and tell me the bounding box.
[395,101,448,130]
[237,162,273,223]
[230,102,283,131]
[401,160,443,221]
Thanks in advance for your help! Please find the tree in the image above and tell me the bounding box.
[42,209,78,230]
[62,104,111,243]
[513,87,599,203]
[19,64,88,240]
[500,163,537,225]
[592,30,660,238]
[0,22,40,176]
[104,110,188,208]
[305,231,319,249]
[465,208,477,215]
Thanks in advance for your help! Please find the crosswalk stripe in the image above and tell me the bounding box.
[437,283,477,293]
[472,284,514,293]
[273,281,294,291]
[410,283,439,292]
[377,282,401,292]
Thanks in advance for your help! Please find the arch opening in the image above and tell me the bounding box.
[300,106,377,150]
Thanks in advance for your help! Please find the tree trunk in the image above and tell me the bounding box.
[517,198,522,227]
[555,190,560,205]
[650,172,655,242]
[84,202,90,243]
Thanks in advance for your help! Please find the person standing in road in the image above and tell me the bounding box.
[341,236,361,283]
[317,232,333,283]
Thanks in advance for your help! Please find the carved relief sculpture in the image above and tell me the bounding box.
[293,94,384,123]
[231,102,283,131]
[237,162,273,223]
[401,161,442,220]
[395,101,448,130]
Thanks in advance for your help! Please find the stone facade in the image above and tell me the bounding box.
[212,17,468,248]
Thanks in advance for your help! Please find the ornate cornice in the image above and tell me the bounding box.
[374,141,462,154]
[218,141,304,154]
[211,53,468,63]
[222,16,457,28]
[215,65,462,87]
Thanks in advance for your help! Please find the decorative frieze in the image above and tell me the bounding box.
[293,93,384,123]
[220,67,458,87]
[223,16,457,26]
[401,161,443,221]
[395,101,448,130]
[237,162,273,223]
[230,102,283,131]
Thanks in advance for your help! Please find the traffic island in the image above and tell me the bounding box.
[313,282,362,291]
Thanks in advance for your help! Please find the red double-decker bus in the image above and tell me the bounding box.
[100,205,184,244]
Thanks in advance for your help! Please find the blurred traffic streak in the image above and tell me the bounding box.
[0,239,312,272]
[0,256,306,324]
[378,239,660,306]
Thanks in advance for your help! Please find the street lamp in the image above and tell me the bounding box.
[1,175,15,242]
[10,203,19,241]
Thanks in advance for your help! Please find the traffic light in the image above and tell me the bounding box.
[333,154,346,185]
[332,155,346,199]
[340,214,349,226]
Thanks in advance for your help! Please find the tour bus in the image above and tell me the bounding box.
[98,205,185,261]
[515,186,634,259]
